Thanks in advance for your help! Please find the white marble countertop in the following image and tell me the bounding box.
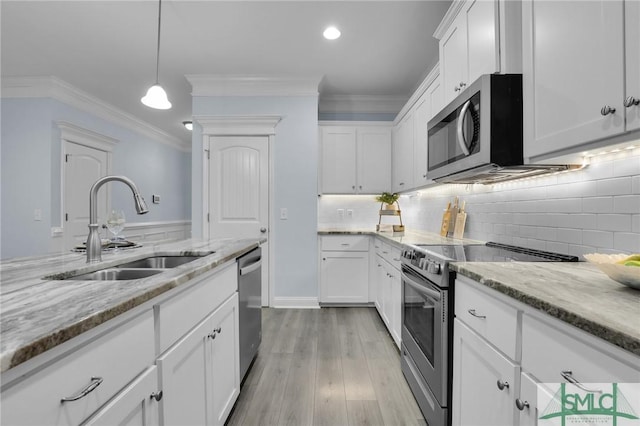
[451,261,640,356]
[317,228,484,248]
[0,238,264,372]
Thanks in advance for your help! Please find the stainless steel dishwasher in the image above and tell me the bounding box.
[238,247,262,381]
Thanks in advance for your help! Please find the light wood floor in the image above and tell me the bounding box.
[226,307,425,426]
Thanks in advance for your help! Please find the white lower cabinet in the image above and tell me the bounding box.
[319,236,369,304]
[452,319,518,426]
[373,239,401,349]
[157,293,239,426]
[84,366,161,426]
[454,275,640,426]
[0,312,155,426]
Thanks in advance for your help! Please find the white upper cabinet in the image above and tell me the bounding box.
[392,113,414,192]
[320,127,357,194]
[413,77,444,188]
[437,0,500,105]
[320,124,391,194]
[626,0,640,132]
[523,0,639,161]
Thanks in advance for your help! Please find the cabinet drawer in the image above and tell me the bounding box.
[1,312,154,426]
[156,261,237,354]
[321,235,369,251]
[522,314,640,384]
[455,277,518,360]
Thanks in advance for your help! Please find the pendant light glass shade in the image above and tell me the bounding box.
[141,0,171,110]
[141,84,172,109]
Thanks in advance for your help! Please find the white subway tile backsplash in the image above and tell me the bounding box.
[597,214,632,232]
[596,177,633,196]
[582,230,614,248]
[318,153,639,254]
[582,197,613,213]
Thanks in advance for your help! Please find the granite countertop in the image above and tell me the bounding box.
[318,228,484,248]
[451,261,640,356]
[0,238,264,373]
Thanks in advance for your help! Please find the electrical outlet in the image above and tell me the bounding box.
[34,209,42,221]
[337,209,344,218]
[152,194,160,204]
[280,208,288,220]
[347,209,353,218]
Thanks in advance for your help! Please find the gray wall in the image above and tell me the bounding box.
[192,95,319,300]
[1,97,191,259]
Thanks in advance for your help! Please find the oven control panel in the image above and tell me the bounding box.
[401,248,442,275]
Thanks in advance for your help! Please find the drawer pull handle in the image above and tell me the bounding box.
[341,243,350,246]
[515,399,530,411]
[61,376,103,402]
[150,391,163,402]
[468,309,486,319]
[560,370,602,393]
[208,327,222,340]
[497,380,510,391]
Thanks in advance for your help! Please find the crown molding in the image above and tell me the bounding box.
[194,115,282,136]
[318,94,407,114]
[1,76,190,152]
[186,74,321,97]
[433,0,466,40]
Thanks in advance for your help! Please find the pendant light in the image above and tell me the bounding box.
[141,0,171,109]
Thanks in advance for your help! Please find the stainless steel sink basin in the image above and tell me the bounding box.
[67,268,165,281]
[115,255,206,269]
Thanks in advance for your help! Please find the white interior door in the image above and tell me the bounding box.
[209,136,269,306]
[64,141,109,250]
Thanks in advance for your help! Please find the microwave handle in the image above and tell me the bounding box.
[456,100,472,156]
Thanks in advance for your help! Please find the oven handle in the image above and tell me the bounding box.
[402,272,441,301]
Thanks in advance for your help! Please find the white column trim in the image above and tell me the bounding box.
[194,115,281,136]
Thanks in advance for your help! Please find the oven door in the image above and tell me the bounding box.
[401,264,449,406]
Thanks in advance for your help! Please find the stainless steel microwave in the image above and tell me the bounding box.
[426,74,573,184]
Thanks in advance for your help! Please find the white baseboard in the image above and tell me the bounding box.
[271,297,320,309]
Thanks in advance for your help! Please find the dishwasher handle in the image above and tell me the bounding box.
[240,257,262,276]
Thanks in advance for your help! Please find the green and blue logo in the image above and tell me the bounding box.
[538,383,640,425]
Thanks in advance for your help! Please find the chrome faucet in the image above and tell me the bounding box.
[86,176,149,263]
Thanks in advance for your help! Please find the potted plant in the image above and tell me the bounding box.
[375,192,400,211]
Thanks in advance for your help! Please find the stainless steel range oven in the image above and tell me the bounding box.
[400,242,578,426]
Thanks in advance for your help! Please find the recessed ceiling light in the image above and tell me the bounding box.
[182,121,193,131]
[323,26,341,40]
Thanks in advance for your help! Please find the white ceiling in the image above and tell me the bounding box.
[1,1,451,145]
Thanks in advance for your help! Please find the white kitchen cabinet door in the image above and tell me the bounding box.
[626,0,640,132]
[85,367,160,426]
[379,261,393,329]
[390,267,402,349]
[452,319,518,426]
[157,315,210,426]
[392,113,414,192]
[320,251,369,304]
[413,95,430,188]
[440,0,498,105]
[357,127,391,194]
[374,256,385,314]
[207,294,240,426]
[523,0,626,160]
[440,15,467,105]
[517,372,540,426]
[321,127,357,193]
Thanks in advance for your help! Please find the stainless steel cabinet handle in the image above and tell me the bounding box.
[61,377,103,402]
[459,82,466,88]
[600,105,616,116]
[208,332,217,339]
[341,243,350,246]
[454,86,460,92]
[150,391,163,402]
[423,174,427,178]
[497,380,510,391]
[515,399,530,411]
[215,327,222,334]
[359,185,362,190]
[352,185,356,190]
[260,227,267,233]
[399,182,405,186]
[560,370,602,393]
[624,96,640,107]
[467,309,486,319]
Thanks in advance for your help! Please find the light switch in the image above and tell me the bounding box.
[337,209,344,218]
[34,209,42,221]
[152,194,160,204]
[280,208,288,220]
[347,209,353,218]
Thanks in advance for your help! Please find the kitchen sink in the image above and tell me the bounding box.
[66,268,165,281]
[115,255,206,269]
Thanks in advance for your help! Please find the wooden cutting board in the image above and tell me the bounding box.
[453,201,467,239]
[440,202,451,236]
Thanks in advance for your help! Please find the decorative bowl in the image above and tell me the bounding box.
[583,253,640,290]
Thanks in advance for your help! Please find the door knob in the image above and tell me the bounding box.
[624,96,640,107]
[600,105,616,116]
[260,227,267,233]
